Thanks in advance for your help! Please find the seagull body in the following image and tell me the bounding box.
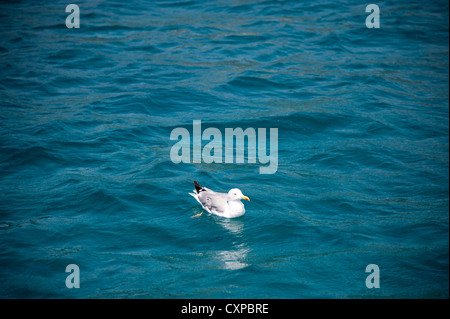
[189,181,250,218]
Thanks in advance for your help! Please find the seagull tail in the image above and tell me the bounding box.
[189,192,203,207]
[189,192,198,199]
[190,180,204,205]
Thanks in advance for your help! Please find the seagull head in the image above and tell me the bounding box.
[228,188,250,202]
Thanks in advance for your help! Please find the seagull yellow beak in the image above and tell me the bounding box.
[241,196,250,201]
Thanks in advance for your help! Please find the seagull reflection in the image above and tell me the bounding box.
[215,216,245,236]
[216,245,250,270]
[212,217,250,270]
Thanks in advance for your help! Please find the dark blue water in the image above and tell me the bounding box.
[0,0,448,298]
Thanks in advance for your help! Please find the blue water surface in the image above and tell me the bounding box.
[0,0,448,298]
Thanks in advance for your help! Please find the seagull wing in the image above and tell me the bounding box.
[197,189,229,215]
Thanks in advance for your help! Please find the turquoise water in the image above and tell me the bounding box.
[0,0,448,298]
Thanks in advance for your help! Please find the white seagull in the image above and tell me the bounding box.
[189,181,250,218]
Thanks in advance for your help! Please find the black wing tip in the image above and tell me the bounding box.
[194,180,204,193]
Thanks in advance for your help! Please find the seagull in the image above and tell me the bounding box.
[189,181,250,218]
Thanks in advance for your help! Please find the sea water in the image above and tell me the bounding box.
[0,0,448,298]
